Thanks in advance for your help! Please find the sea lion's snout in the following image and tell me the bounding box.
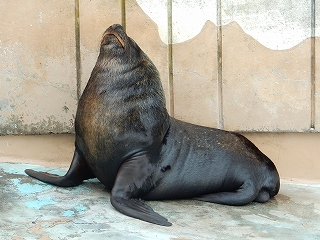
[105,32,125,48]
[102,24,125,48]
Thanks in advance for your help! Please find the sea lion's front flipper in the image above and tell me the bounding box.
[25,148,95,187]
[111,196,171,226]
[110,154,172,226]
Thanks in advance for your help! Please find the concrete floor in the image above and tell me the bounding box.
[1,135,320,239]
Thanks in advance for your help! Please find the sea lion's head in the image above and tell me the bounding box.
[89,24,161,95]
[97,24,146,71]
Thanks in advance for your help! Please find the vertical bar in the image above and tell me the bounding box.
[121,0,126,31]
[75,0,81,101]
[311,0,316,130]
[217,0,224,129]
[168,0,174,116]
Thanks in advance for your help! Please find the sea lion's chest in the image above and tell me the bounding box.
[75,90,161,189]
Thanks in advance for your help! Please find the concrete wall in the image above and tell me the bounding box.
[1,0,319,180]
[0,0,77,134]
[0,0,319,134]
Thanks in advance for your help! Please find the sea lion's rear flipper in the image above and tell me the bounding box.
[25,148,95,187]
[194,181,257,206]
[110,154,172,226]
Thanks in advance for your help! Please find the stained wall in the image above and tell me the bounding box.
[0,0,77,134]
[1,0,319,134]
[0,0,318,133]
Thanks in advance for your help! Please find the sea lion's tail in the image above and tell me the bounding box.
[255,167,280,203]
[270,171,281,197]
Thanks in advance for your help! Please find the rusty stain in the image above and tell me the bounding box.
[28,225,52,240]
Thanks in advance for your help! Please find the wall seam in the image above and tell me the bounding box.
[217,0,224,129]
[168,0,174,116]
[310,0,316,131]
[121,0,126,31]
[75,0,81,101]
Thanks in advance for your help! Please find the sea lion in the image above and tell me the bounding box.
[25,24,280,227]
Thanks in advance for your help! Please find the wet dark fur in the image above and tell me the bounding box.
[25,24,280,226]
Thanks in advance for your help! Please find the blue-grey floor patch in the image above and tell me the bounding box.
[1,162,320,240]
